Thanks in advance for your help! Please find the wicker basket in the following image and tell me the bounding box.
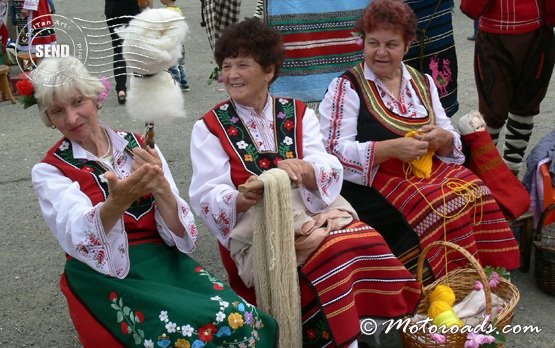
[399,241,520,348]
[534,204,555,296]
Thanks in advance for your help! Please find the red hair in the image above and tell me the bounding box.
[355,0,417,44]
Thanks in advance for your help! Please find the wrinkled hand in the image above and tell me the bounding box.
[415,125,453,155]
[277,158,316,190]
[104,164,164,209]
[131,147,162,171]
[236,175,262,213]
[392,137,429,162]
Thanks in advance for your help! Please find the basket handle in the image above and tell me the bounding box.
[534,203,555,242]
[416,241,493,320]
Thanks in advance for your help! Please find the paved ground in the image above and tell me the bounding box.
[0,0,554,347]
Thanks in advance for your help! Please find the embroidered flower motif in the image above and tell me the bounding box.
[215,311,226,323]
[198,323,218,342]
[285,151,294,159]
[121,322,130,334]
[284,119,294,131]
[228,313,244,330]
[244,154,253,162]
[181,324,194,337]
[165,322,177,333]
[116,131,127,138]
[175,338,191,348]
[258,158,271,169]
[143,339,154,348]
[157,334,171,348]
[59,141,70,151]
[236,140,248,149]
[322,331,330,340]
[109,291,118,302]
[99,174,108,183]
[136,311,144,323]
[283,136,293,145]
[200,202,210,216]
[220,301,229,309]
[219,104,229,111]
[244,312,254,325]
[277,111,286,119]
[278,98,289,105]
[306,328,317,340]
[230,116,239,123]
[273,158,281,166]
[159,311,169,322]
[227,126,239,136]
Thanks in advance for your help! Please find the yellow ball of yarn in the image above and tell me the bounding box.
[429,285,456,306]
[432,309,464,328]
[427,300,452,319]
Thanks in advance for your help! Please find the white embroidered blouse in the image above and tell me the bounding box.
[319,62,465,187]
[32,124,198,279]
[189,97,344,248]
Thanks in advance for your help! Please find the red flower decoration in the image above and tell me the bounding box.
[284,120,295,131]
[109,291,118,302]
[195,266,204,272]
[213,283,224,291]
[198,323,218,342]
[226,126,239,137]
[273,158,281,166]
[135,311,144,323]
[82,166,94,172]
[258,158,271,169]
[16,79,34,96]
[306,329,317,340]
[121,322,130,334]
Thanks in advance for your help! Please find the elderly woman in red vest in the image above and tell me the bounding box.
[319,0,520,285]
[30,56,277,348]
[189,17,422,348]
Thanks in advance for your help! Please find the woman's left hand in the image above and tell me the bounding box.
[131,147,168,195]
[415,125,454,156]
[277,158,317,190]
[131,147,162,170]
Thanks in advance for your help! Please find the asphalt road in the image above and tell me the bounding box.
[0,0,554,347]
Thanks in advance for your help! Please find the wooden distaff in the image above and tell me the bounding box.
[238,179,264,193]
[143,122,155,149]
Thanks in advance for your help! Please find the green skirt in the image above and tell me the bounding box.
[64,243,277,347]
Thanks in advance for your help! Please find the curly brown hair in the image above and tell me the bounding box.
[355,0,417,44]
[214,17,285,84]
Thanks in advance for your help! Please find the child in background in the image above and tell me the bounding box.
[161,0,190,91]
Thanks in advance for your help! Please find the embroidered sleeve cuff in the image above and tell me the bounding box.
[155,197,197,253]
[77,203,130,279]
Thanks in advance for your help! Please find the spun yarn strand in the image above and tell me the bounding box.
[253,168,302,348]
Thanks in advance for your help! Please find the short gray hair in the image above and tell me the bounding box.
[30,57,105,127]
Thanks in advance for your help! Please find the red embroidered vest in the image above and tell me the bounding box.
[202,98,306,187]
[41,132,160,244]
